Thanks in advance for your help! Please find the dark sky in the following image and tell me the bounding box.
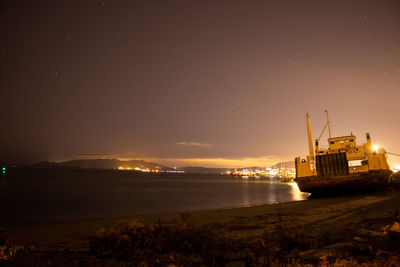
[1,0,400,167]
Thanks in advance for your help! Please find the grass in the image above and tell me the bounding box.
[4,191,400,266]
[87,211,400,266]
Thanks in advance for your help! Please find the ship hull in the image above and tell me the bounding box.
[295,170,392,196]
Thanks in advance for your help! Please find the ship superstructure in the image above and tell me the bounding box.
[295,111,392,195]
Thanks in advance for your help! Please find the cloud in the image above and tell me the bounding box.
[71,152,148,160]
[71,154,116,159]
[175,141,213,148]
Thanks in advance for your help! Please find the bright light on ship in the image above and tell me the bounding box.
[394,165,400,173]
[372,145,379,152]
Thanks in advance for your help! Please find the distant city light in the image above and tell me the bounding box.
[116,166,183,173]
[230,167,295,179]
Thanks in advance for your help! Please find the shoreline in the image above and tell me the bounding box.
[5,188,400,252]
[4,198,308,251]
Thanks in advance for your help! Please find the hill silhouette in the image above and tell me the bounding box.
[34,159,169,170]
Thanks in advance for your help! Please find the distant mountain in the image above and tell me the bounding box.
[32,159,296,172]
[34,159,170,170]
[270,161,295,169]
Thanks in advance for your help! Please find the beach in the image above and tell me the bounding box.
[3,187,400,265]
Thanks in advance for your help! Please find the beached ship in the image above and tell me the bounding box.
[295,111,392,195]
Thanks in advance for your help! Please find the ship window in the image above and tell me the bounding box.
[348,160,362,167]
[330,141,334,144]
[349,139,354,142]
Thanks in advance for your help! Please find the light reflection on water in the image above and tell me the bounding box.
[1,169,310,225]
[288,182,310,201]
[241,180,250,206]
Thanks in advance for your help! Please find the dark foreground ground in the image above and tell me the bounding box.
[2,187,400,266]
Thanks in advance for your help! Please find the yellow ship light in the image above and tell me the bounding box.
[372,145,379,152]
[394,165,400,173]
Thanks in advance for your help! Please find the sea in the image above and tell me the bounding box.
[0,168,309,226]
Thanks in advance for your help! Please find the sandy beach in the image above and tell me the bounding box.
[2,187,400,265]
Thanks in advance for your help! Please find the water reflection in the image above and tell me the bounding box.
[2,170,311,225]
[288,182,310,200]
[239,179,309,205]
[241,180,250,206]
[267,182,278,203]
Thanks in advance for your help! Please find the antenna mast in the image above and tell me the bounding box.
[325,110,332,139]
[306,113,314,158]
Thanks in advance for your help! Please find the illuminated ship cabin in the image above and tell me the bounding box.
[314,133,390,175]
[295,114,392,193]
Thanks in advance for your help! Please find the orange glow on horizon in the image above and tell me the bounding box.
[115,156,291,168]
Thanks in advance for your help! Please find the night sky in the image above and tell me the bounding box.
[1,0,400,168]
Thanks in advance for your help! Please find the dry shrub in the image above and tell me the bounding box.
[89,219,268,266]
[89,219,324,266]
[89,219,400,266]
[0,233,35,262]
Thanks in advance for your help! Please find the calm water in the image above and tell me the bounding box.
[0,168,309,226]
